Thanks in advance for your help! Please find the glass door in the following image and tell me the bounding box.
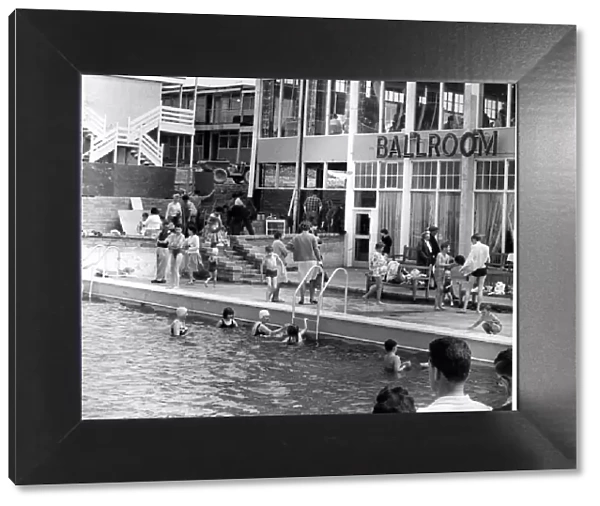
[353,210,375,266]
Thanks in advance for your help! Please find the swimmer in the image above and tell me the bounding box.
[383,339,411,373]
[251,310,284,337]
[171,307,189,336]
[468,304,503,334]
[281,318,309,345]
[216,307,238,329]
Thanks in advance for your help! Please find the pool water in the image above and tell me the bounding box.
[82,300,506,419]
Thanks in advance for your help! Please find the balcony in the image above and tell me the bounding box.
[197,107,254,126]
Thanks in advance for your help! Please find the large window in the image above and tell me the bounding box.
[260,79,281,138]
[474,159,515,254]
[302,162,347,190]
[379,161,403,189]
[357,81,381,134]
[256,162,298,189]
[218,132,238,149]
[326,162,347,189]
[306,80,328,136]
[355,162,378,189]
[257,163,277,188]
[415,82,441,131]
[330,80,350,134]
[410,160,461,255]
[481,83,516,128]
[240,132,252,149]
[384,82,407,133]
[442,83,464,129]
[281,79,301,137]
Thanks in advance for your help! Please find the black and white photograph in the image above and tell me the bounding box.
[81,75,516,418]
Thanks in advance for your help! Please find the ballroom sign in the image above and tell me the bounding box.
[376,130,498,159]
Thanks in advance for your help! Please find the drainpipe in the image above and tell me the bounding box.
[189,77,199,192]
[175,84,183,168]
[292,79,306,233]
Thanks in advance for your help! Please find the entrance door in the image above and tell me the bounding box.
[353,210,375,267]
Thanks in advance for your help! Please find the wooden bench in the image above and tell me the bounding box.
[366,263,433,302]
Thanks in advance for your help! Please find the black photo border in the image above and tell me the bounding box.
[9,10,577,485]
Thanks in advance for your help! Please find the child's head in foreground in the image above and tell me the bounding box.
[384,339,398,353]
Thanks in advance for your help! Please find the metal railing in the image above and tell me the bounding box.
[318,267,349,315]
[291,263,324,340]
[83,106,107,138]
[88,246,122,302]
[82,244,106,269]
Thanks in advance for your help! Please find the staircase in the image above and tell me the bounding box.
[82,105,194,166]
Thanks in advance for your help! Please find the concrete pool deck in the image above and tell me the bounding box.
[83,275,514,362]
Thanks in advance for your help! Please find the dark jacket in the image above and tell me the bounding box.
[418,239,435,266]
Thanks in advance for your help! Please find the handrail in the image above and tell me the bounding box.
[291,263,324,341]
[82,244,106,269]
[88,246,122,302]
[319,267,349,314]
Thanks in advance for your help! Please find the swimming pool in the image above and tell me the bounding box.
[82,300,506,419]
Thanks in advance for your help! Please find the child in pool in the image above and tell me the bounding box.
[281,318,309,345]
[170,307,189,336]
[251,310,284,337]
[216,307,238,329]
[383,339,412,373]
[261,245,284,302]
[204,247,218,287]
[469,304,503,334]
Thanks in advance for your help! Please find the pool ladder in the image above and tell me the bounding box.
[86,245,122,302]
[291,265,349,340]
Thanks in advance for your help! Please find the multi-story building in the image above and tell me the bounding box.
[249,79,516,267]
[160,81,255,183]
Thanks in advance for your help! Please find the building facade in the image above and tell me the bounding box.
[250,79,516,267]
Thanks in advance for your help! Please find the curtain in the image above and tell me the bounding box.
[505,193,515,253]
[378,192,402,256]
[474,193,503,252]
[437,193,461,256]
[410,192,435,248]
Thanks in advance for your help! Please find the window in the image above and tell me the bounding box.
[260,79,281,138]
[330,80,350,134]
[415,82,441,131]
[242,94,254,112]
[358,81,381,134]
[240,133,253,149]
[481,84,508,128]
[354,191,377,208]
[355,162,377,189]
[219,132,238,149]
[306,80,328,136]
[304,163,324,189]
[379,162,403,189]
[410,160,461,254]
[442,83,464,130]
[281,79,301,137]
[474,159,516,254]
[257,163,277,188]
[384,81,407,133]
[278,163,297,188]
[325,163,347,189]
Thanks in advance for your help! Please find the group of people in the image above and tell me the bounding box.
[302,191,345,233]
[376,336,512,413]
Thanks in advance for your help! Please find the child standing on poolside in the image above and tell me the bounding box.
[434,242,455,311]
[184,225,202,285]
[383,339,411,373]
[450,255,469,312]
[469,304,503,334]
[216,307,238,328]
[152,221,172,284]
[166,225,186,289]
[170,307,189,336]
[204,246,218,288]
[363,242,388,304]
[261,246,283,302]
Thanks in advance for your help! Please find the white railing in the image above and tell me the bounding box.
[139,133,162,166]
[291,263,324,340]
[161,105,194,126]
[86,127,118,162]
[82,244,106,270]
[318,268,349,315]
[83,106,107,137]
[130,107,161,136]
[88,246,122,301]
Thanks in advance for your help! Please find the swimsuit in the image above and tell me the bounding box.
[219,319,237,328]
[471,267,488,278]
[252,322,268,336]
[265,269,278,278]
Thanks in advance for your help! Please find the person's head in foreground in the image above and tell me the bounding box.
[494,348,512,398]
[471,233,482,244]
[384,339,398,354]
[299,221,310,232]
[428,337,471,396]
[259,309,270,323]
[176,307,188,321]
[222,307,235,320]
[273,231,282,240]
[372,386,416,414]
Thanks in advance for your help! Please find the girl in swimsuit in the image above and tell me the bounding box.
[281,318,309,345]
[216,307,238,329]
[166,225,186,289]
[170,307,189,336]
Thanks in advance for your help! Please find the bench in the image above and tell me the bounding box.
[366,263,433,302]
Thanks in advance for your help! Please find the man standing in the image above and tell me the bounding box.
[460,233,491,313]
[165,194,182,227]
[290,222,321,305]
[428,226,441,260]
[418,337,492,412]
[181,195,197,235]
[303,191,322,227]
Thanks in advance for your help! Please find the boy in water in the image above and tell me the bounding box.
[281,318,309,345]
[261,245,284,302]
[383,339,411,373]
[469,304,503,334]
[204,247,218,288]
[170,307,189,336]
